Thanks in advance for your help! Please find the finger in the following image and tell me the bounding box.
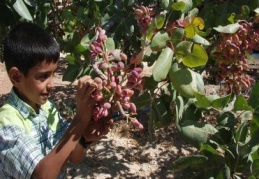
[101,119,113,135]
[84,84,97,106]
[76,75,92,87]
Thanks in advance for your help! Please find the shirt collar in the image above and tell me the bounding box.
[8,88,45,118]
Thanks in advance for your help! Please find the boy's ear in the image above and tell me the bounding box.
[8,67,22,86]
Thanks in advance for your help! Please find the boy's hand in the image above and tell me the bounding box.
[75,75,97,128]
[83,116,113,142]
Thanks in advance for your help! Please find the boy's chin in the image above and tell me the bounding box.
[39,97,49,104]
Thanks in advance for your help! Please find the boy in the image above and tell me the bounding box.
[0,22,112,178]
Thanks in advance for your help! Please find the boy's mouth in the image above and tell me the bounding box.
[41,93,49,98]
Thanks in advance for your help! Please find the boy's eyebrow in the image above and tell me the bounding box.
[36,69,56,74]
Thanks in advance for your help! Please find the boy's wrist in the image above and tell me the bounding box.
[79,136,93,149]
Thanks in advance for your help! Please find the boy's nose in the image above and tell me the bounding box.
[47,77,55,89]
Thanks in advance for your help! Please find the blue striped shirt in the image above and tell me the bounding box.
[0,89,70,178]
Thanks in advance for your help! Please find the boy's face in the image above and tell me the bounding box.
[15,60,57,111]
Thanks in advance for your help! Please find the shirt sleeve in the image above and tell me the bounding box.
[0,125,44,179]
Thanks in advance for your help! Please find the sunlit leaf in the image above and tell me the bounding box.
[175,41,193,61]
[180,120,218,147]
[185,25,196,38]
[171,1,185,11]
[13,0,33,21]
[65,55,76,64]
[182,44,208,67]
[156,12,166,29]
[160,0,170,9]
[192,17,205,30]
[80,34,94,49]
[24,0,37,7]
[211,94,231,110]
[217,112,237,129]
[151,31,170,51]
[213,23,240,33]
[191,34,210,46]
[171,155,208,172]
[105,38,115,51]
[153,47,174,82]
[178,0,193,13]
[235,94,254,112]
[74,44,86,53]
[195,92,212,108]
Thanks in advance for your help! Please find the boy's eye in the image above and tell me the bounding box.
[38,74,50,80]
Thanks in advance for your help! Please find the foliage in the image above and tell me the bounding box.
[172,83,259,178]
[2,0,259,178]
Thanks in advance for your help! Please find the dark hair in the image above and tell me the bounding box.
[3,22,60,76]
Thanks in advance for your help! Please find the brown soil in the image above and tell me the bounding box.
[0,60,199,179]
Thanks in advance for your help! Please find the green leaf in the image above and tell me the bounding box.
[43,3,51,14]
[180,120,218,147]
[247,82,259,109]
[182,44,208,68]
[156,12,166,29]
[152,47,174,82]
[240,111,253,124]
[252,107,259,127]
[200,144,224,158]
[105,38,115,51]
[24,0,37,7]
[184,101,202,122]
[195,92,212,108]
[62,63,81,82]
[171,155,208,172]
[171,28,185,46]
[211,94,231,110]
[179,0,193,13]
[13,0,33,21]
[213,23,240,33]
[160,0,170,9]
[151,31,170,51]
[65,55,76,65]
[191,34,210,46]
[234,94,254,112]
[175,41,192,60]
[239,128,259,156]
[80,34,94,49]
[185,25,196,39]
[175,95,184,126]
[235,122,249,145]
[217,112,237,129]
[74,44,86,53]
[146,20,157,41]
[151,98,173,128]
[251,159,259,176]
[131,91,151,110]
[171,1,185,11]
[217,164,231,179]
[143,76,158,91]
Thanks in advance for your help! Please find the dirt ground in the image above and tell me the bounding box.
[0,60,201,179]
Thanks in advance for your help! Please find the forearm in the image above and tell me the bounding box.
[68,142,86,164]
[31,119,85,178]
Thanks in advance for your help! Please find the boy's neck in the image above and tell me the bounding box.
[13,87,40,114]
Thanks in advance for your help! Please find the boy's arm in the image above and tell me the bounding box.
[67,117,113,164]
[32,76,96,179]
